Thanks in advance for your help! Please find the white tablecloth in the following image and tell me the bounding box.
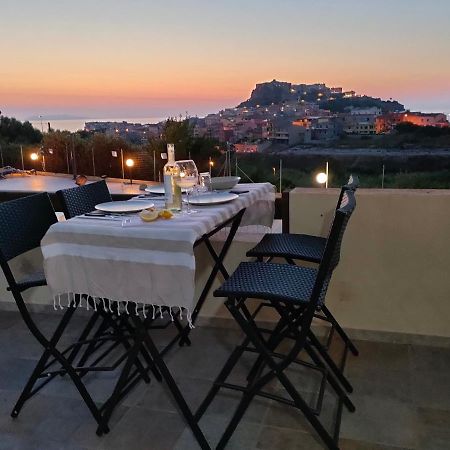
[41,183,275,323]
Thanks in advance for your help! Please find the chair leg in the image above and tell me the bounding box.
[13,304,108,434]
[320,305,359,356]
[77,314,111,368]
[304,341,355,412]
[195,337,251,421]
[308,331,354,394]
[223,299,339,450]
[246,316,288,382]
[64,310,100,371]
[216,391,254,450]
[12,306,76,417]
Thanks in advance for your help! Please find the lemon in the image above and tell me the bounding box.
[158,209,173,219]
[139,208,159,222]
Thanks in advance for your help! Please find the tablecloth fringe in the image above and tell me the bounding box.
[53,293,194,328]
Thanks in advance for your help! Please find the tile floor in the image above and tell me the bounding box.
[0,310,449,450]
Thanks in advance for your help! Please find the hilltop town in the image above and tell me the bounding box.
[85,80,450,152]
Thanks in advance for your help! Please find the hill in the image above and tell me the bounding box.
[238,79,404,113]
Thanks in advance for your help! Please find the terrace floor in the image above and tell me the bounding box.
[0,310,449,450]
[0,174,147,196]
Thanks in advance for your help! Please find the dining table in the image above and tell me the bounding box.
[40,182,275,448]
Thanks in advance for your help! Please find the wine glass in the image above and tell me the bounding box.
[175,160,199,214]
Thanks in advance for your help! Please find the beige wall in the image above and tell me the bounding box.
[289,188,450,339]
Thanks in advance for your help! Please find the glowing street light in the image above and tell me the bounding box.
[30,152,39,161]
[316,161,329,188]
[316,172,328,185]
[125,158,135,184]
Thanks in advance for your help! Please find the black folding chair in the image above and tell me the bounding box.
[56,179,112,219]
[0,193,159,435]
[195,190,357,450]
[247,176,359,386]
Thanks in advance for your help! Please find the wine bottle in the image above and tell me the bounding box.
[163,144,182,211]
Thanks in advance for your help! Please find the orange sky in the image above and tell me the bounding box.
[2,0,450,118]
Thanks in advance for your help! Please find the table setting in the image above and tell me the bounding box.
[41,155,275,325]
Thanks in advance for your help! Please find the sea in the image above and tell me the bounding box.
[29,117,167,133]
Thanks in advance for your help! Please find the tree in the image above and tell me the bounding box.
[145,118,222,176]
[0,116,42,145]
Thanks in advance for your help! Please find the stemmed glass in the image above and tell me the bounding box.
[175,160,199,214]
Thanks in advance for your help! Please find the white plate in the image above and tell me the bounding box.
[210,176,241,190]
[188,192,239,206]
[145,184,188,195]
[145,184,165,195]
[95,200,154,213]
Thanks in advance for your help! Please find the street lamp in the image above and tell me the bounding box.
[125,158,134,184]
[316,172,328,185]
[30,152,39,174]
[315,161,329,188]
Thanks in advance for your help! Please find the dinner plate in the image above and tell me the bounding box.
[188,192,239,206]
[145,184,188,195]
[95,200,154,213]
[144,184,165,195]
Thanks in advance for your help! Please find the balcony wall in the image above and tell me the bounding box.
[288,188,450,341]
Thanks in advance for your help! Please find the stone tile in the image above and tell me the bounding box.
[0,310,21,331]
[164,327,243,381]
[69,403,128,449]
[0,312,448,450]
[415,407,450,450]
[98,407,185,450]
[0,433,91,450]
[175,413,262,450]
[0,393,108,446]
[340,395,419,449]
[0,328,75,362]
[344,341,412,377]
[256,425,324,449]
[0,357,40,391]
[0,389,21,416]
[410,370,450,411]
[350,368,413,403]
[263,390,339,435]
[135,376,270,425]
[339,438,412,449]
[410,345,450,373]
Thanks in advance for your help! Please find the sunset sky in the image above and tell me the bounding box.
[1,0,450,120]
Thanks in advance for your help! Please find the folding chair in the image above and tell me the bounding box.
[56,179,112,219]
[246,176,359,389]
[196,190,357,450]
[0,193,158,434]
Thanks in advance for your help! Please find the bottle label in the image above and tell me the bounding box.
[164,174,173,204]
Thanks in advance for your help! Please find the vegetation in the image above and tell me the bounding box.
[0,116,42,145]
[146,118,222,174]
[0,115,449,188]
[318,95,403,114]
[330,123,450,149]
[234,153,450,190]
